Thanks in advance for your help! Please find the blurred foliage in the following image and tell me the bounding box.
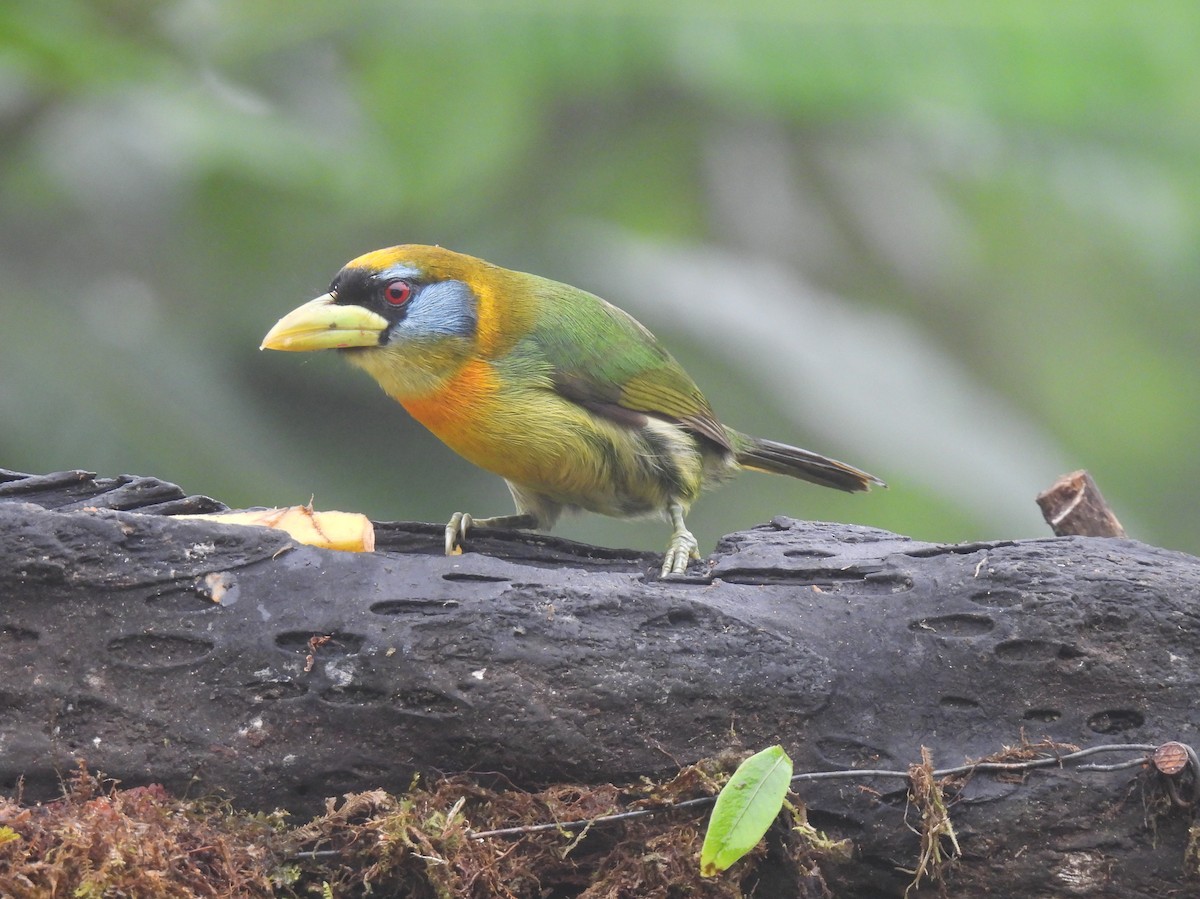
[1,0,1198,555]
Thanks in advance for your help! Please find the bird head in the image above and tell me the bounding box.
[260,245,521,398]
[260,245,485,354]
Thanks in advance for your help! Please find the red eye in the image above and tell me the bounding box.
[383,280,411,306]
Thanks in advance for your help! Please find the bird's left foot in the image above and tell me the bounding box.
[661,527,700,577]
[661,501,701,577]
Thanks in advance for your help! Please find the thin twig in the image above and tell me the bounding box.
[468,796,713,840]
[464,742,1160,841]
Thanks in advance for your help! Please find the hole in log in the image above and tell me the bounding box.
[939,696,982,711]
[350,763,390,779]
[244,680,308,702]
[274,631,366,655]
[815,736,894,769]
[52,697,127,747]
[0,624,39,643]
[861,570,914,592]
[642,606,701,629]
[666,607,698,625]
[910,614,995,636]
[106,633,214,670]
[1084,611,1133,632]
[442,572,509,583]
[968,589,1023,608]
[1087,709,1145,734]
[320,685,388,705]
[144,586,214,613]
[370,599,460,615]
[994,639,1064,662]
[395,688,460,712]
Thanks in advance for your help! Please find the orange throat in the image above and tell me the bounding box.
[397,357,500,449]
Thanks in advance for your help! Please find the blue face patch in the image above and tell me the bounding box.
[390,279,478,340]
[379,264,423,282]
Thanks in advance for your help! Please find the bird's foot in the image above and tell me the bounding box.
[661,500,701,577]
[444,512,541,556]
[445,512,474,555]
[661,527,700,577]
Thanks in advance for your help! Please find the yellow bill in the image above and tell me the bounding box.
[260,293,389,352]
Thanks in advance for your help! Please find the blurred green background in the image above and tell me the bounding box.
[2,1,1197,556]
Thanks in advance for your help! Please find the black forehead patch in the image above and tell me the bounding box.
[331,262,425,307]
[329,266,379,306]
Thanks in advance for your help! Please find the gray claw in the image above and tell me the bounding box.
[445,512,473,555]
[660,527,699,577]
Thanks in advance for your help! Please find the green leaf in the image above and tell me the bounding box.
[699,745,793,877]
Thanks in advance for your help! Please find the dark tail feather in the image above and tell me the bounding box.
[733,435,885,493]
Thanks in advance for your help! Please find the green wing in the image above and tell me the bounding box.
[520,278,731,452]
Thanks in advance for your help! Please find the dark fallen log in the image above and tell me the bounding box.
[2,469,1198,897]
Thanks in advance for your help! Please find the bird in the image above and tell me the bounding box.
[260,245,883,576]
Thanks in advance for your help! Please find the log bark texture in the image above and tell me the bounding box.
[2,469,1199,897]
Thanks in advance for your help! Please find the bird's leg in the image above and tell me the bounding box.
[445,512,540,555]
[661,501,700,577]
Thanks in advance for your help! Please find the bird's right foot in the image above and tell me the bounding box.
[444,512,541,556]
[445,512,474,555]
